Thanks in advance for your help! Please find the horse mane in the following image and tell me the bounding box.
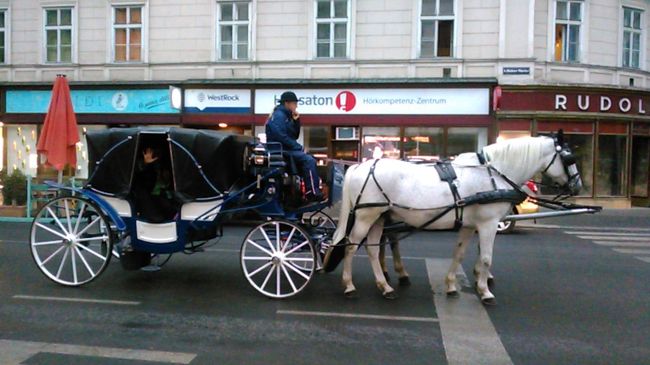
[482,137,551,183]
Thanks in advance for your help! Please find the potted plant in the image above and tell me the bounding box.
[0,169,28,217]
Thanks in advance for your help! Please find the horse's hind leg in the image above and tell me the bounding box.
[364,218,396,299]
[445,226,475,296]
[379,239,389,282]
[388,236,410,286]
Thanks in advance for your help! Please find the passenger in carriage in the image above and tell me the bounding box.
[266,91,324,203]
[132,145,177,223]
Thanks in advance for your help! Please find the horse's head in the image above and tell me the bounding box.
[541,130,583,195]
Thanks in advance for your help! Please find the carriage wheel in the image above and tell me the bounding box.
[30,196,113,286]
[241,220,316,299]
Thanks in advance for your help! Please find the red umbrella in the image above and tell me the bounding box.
[37,75,79,176]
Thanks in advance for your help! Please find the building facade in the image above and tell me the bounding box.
[1,0,650,208]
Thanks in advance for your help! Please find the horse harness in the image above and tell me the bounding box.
[344,158,527,241]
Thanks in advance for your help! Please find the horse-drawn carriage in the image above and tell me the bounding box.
[29,127,343,299]
[29,127,601,304]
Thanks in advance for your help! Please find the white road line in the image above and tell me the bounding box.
[276,310,438,323]
[635,256,650,263]
[0,240,26,244]
[565,231,650,237]
[576,235,650,241]
[521,224,650,232]
[426,258,513,365]
[612,248,650,255]
[13,295,140,306]
[0,339,195,365]
[593,241,650,248]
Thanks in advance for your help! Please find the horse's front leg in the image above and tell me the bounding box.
[341,243,358,297]
[378,238,389,282]
[475,222,498,305]
[445,226,475,296]
[474,244,496,289]
[365,219,396,299]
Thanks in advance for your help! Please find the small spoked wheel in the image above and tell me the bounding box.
[30,196,113,286]
[241,220,316,299]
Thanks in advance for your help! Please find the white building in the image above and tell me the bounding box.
[2,0,650,207]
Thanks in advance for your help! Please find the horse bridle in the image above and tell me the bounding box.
[540,137,581,196]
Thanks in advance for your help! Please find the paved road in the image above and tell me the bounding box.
[1,209,649,364]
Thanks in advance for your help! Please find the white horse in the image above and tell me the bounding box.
[328,133,582,305]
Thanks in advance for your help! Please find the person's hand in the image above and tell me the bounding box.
[143,148,158,164]
[292,111,300,120]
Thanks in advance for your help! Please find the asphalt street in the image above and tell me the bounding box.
[1,209,649,364]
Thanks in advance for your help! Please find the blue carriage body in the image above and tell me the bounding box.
[60,127,343,255]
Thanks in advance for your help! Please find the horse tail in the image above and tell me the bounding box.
[332,164,359,246]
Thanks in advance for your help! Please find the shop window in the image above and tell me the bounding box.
[420,0,455,57]
[596,125,628,197]
[303,126,329,164]
[217,1,250,60]
[361,127,400,161]
[44,7,73,63]
[554,0,582,62]
[6,125,38,177]
[622,7,642,68]
[446,127,487,157]
[631,136,649,197]
[404,127,443,162]
[76,126,105,180]
[315,0,349,58]
[113,5,143,62]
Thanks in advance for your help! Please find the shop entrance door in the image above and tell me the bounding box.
[631,136,650,206]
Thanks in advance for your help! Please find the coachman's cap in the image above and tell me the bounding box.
[279,91,299,103]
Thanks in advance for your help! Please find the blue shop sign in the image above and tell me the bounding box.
[6,89,179,114]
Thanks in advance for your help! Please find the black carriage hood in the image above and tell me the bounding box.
[169,128,253,201]
[85,127,254,201]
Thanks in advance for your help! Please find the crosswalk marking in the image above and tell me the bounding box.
[564,229,650,264]
[565,231,650,237]
[576,235,650,241]
[426,258,513,365]
[593,241,650,247]
[612,248,650,255]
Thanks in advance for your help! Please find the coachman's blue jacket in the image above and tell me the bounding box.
[265,104,302,151]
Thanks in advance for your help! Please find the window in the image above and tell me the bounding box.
[315,0,349,58]
[596,124,628,197]
[622,7,642,68]
[419,0,454,58]
[554,0,582,62]
[631,136,649,197]
[0,10,6,64]
[303,126,329,164]
[361,127,401,161]
[44,8,73,63]
[447,127,487,157]
[217,1,250,60]
[404,127,444,161]
[113,6,143,62]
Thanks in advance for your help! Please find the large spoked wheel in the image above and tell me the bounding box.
[241,220,316,299]
[30,196,113,286]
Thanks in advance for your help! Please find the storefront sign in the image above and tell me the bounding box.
[184,89,251,113]
[254,88,489,115]
[6,89,179,114]
[555,94,647,114]
[502,67,530,75]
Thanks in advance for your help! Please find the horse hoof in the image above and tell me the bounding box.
[446,290,459,298]
[481,297,497,306]
[398,276,411,287]
[344,290,358,299]
[383,272,390,282]
[383,291,398,300]
[487,277,495,289]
